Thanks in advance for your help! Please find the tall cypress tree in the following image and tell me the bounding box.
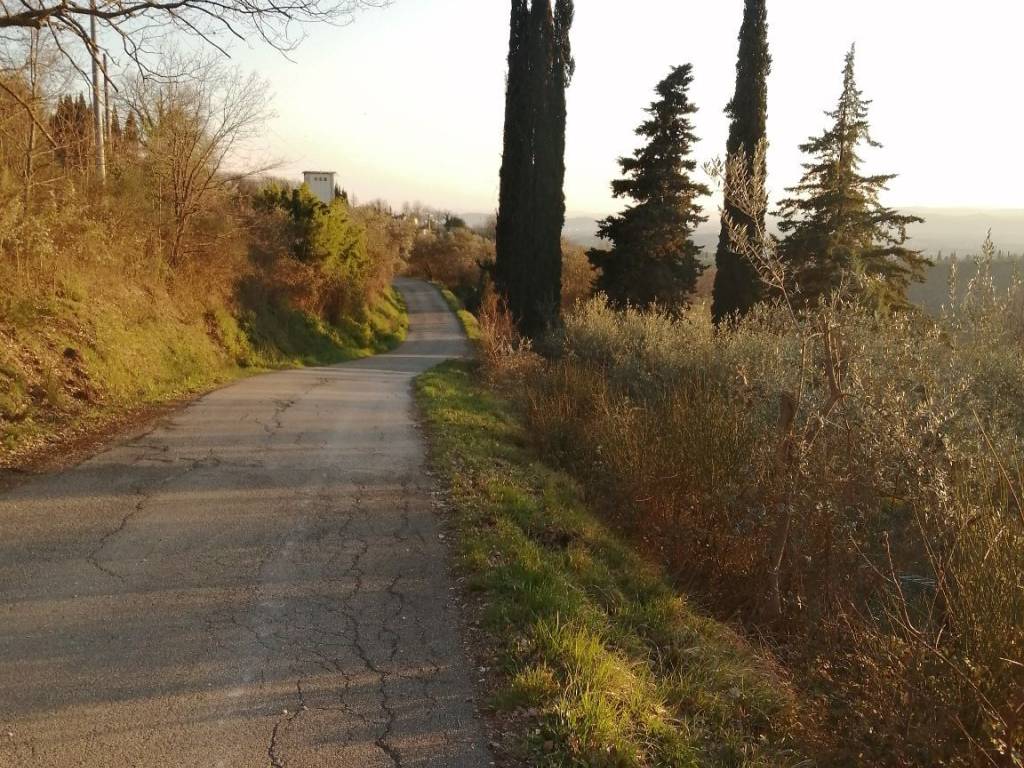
[711,0,771,323]
[589,64,710,308]
[777,46,928,310]
[495,1,530,331]
[495,0,574,339]
[533,0,574,334]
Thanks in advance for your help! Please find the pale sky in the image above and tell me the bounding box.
[232,0,1024,216]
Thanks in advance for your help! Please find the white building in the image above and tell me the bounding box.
[302,171,337,205]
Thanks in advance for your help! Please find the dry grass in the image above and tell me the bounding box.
[478,253,1024,766]
[0,178,408,464]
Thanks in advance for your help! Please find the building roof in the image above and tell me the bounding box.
[302,170,336,176]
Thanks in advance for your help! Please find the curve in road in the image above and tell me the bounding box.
[0,278,490,767]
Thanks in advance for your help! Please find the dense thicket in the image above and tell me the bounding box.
[777,46,929,310]
[589,65,709,308]
[495,0,575,339]
[255,184,383,324]
[711,0,771,322]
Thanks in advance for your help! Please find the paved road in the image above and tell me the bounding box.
[0,279,490,767]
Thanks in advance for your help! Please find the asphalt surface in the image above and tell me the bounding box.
[0,278,491,767]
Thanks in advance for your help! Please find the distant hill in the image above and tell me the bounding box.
[555,208,1024,257]
[901,208,1024,255]
[456,213,722,252]
[461,208,1023,313]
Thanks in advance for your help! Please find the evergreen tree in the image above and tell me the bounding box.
[711,0,771,323]
[495,0,574,339]
[531,0,574,335]
[123,111,140,158]
[589,64,710,308]
[777,45,928,310]
[495,1,535,335]
[51,94,92,171]
[110,106,123,147]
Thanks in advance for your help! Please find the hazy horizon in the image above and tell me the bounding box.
[453,208,1024,258]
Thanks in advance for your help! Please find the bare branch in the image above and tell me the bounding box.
[2,0,388,76]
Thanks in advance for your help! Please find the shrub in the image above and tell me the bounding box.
[255,183,394,323]
[561,240,598,311]
[481,242,1024,765]
[405,224,495,309]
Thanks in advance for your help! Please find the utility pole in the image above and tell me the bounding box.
[90,8,106,183]
[24,28,39,206]
[103,54,111,142]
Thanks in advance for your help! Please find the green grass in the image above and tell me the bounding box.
[416,361,806,767]
[236,286,409,367]
[0,284,408,463]
[438,286,481,341]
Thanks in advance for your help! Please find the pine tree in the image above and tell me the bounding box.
[123,111,140,156]
[110,106,122,144]
[495,0,574,339]
[711,0,771,323]
[589,64,710,308]
[108,105,122,155]
[777,45,929,310]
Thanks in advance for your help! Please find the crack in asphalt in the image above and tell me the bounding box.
[267,681,307,768]
[85,453,219,583]
[1,279,489,767]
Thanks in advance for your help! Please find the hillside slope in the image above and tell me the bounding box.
[0,271,406,468]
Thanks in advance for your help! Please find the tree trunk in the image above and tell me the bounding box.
[22,29,39,207]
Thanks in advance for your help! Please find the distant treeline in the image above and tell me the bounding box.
[910,252,1023,312]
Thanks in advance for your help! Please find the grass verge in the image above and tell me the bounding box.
[415,360,806,767]
[232,285,408,368]
[438,286,481,341]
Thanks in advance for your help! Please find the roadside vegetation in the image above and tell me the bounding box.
[510,261,1023,764]
[0,48,412,464]
[421,239,1022,765]
[439,287,481,342]
[476,2,1021,762]
[417,360,806,767]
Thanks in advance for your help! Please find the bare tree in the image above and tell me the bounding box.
[1,0,385,67]
[0,0,383,163]
[0,28,75,201]
[125,53,271,264]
